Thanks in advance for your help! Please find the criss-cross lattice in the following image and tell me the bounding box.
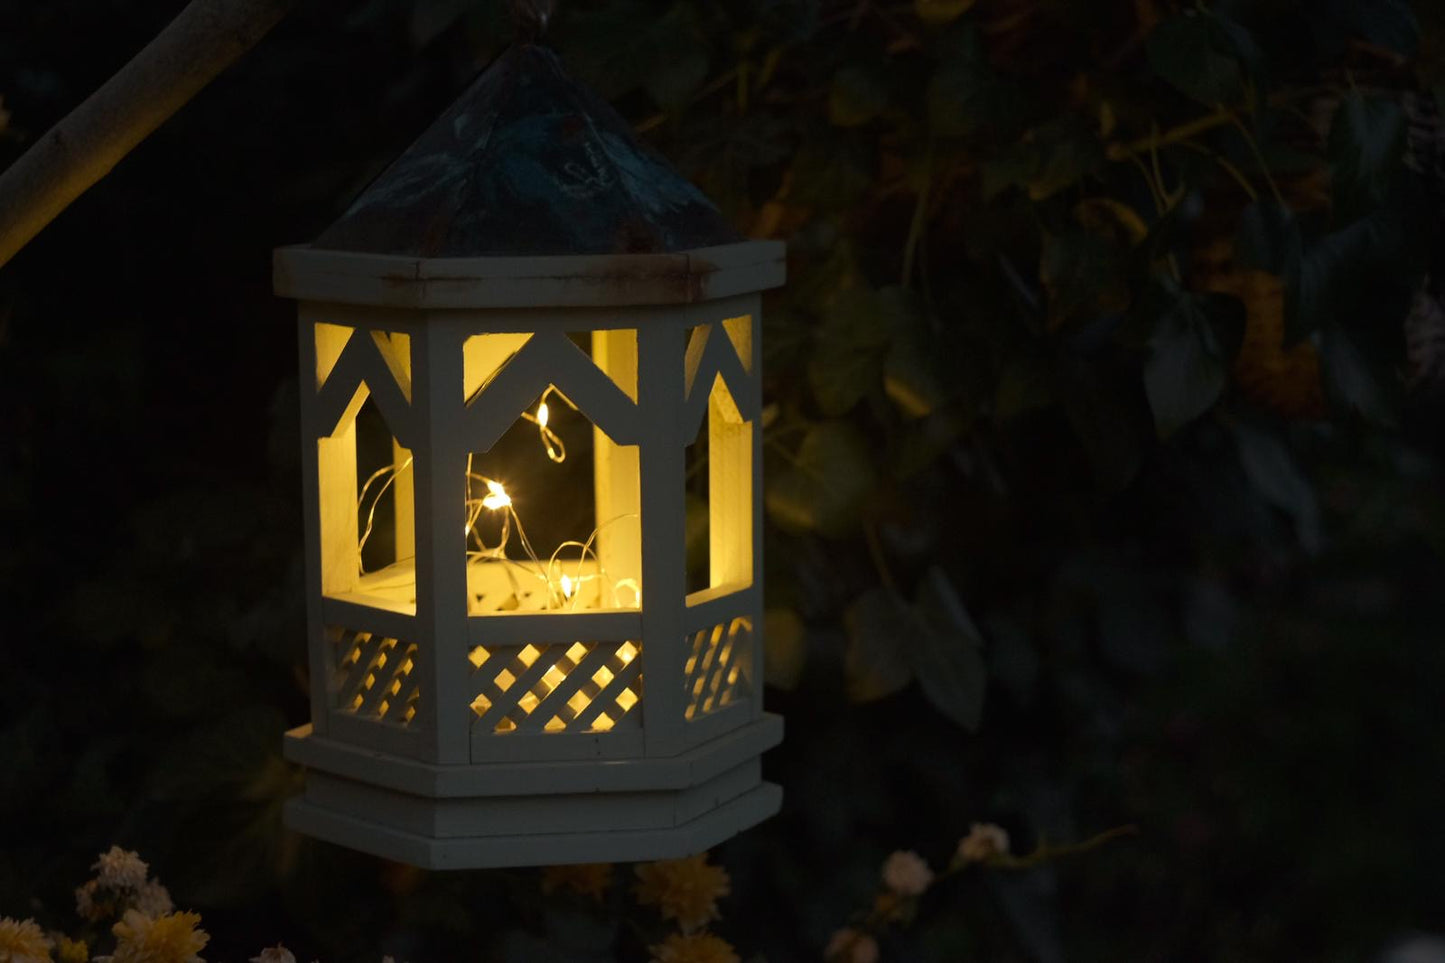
[331,627,420,726]
[468,640,642,734]
[684,616,751,721]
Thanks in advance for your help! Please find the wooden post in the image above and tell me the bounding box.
[636,319,689,756]
[411,321,472,764]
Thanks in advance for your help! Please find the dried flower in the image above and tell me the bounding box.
[648,932,739,963]
[634,854,730,933]
[56,937,88,963]
[250,947,296,963]
[880,850,933,896]
[93,849,149,894]
[110,910,207,963]
[825,928,879,963]
[75,881,107,924]
[0,917,53,963]
[956,822,1011,865]
[540,863,614,902]
[132,883,174,919]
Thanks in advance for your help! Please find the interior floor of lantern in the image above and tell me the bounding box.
[327,557,638,615]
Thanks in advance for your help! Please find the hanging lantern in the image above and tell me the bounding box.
[274,37,784,869]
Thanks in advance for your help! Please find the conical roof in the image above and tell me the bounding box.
[313,43,742,258]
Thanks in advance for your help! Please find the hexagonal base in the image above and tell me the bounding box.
[282,715,784,868]
[284,782,781,869]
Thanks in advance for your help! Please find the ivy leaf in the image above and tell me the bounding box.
[906,568,987,731]
[1146,11,1261,107]
[1040,229,1130,327]
[1144,292,1230,438]
[1329,92,1406,222]
[763,608,808,691]
[915,0,976,25]
[884,332,947,419]
[764,421,878,537]
[983,118,1104,201]
[1319,322,1397,425]
[829,66,889,127]
[1323,0,1419,55]
[1234,424,1322,554]
[1235,200,1302,278]
[807,289,892,415]
[843,588,913,702]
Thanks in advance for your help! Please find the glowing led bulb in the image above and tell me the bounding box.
[537,401,550,428]
[482,480,511,510]
[560,574,575,599]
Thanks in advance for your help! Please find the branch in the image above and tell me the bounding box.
[0,0,298,270]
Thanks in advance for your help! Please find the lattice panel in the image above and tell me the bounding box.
[468,640,642,734]
[330,627,420,726]
[684,617,752,721]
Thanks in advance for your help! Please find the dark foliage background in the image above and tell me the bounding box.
[2,0,1445,960]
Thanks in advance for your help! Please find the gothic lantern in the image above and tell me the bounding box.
[274,40,784,869]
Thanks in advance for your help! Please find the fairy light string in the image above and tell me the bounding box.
[356,388,638,611]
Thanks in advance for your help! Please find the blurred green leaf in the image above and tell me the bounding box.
[764,421,878,537]
[1329,92,1406,222]
[1146,11,1261,107]
[906,567,987,731]
[844,588,913,702]
[829,66,889,127]
[1144,292,1229,439]
[807,288,893,415]
[1234,424,1323,553]
[915,0,975,25]
[764,607,808,691]
[1319,322,1397,425]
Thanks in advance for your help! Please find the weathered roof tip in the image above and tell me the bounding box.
[313,43,742,259]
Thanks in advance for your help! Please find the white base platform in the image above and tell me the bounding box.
[283,714,784,868]
[285,782,781,869]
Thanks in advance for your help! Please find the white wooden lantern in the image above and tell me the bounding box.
[275,42,784,869]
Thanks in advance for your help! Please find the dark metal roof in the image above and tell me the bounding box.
[313,44,742,258]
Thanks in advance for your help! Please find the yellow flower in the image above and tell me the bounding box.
[634,854,730,933]
[55,937,88,963]
[540,864,614,902]
[110,910,207,963]
[648,932,739,963]
[0,917,52,963]
[956,822,1010,865]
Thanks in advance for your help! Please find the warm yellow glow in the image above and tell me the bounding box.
[592,712,615,732]
[544,715,566,733]
[616,688,639,712]
[541,665,566,691]
[470,694,492,715]
[519,692,540,714]
[560,574,574,599]
[567,690,590,716]
[564,641,587,663]
[482,480,511,510]
[592,666,614,687]
[537,401,550,428]
[619,641,639,664]
[495,668,516,691]
[519,644,540,667]
[468,646,489,669]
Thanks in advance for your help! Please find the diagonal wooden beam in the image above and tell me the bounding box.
[0,0,298,269]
